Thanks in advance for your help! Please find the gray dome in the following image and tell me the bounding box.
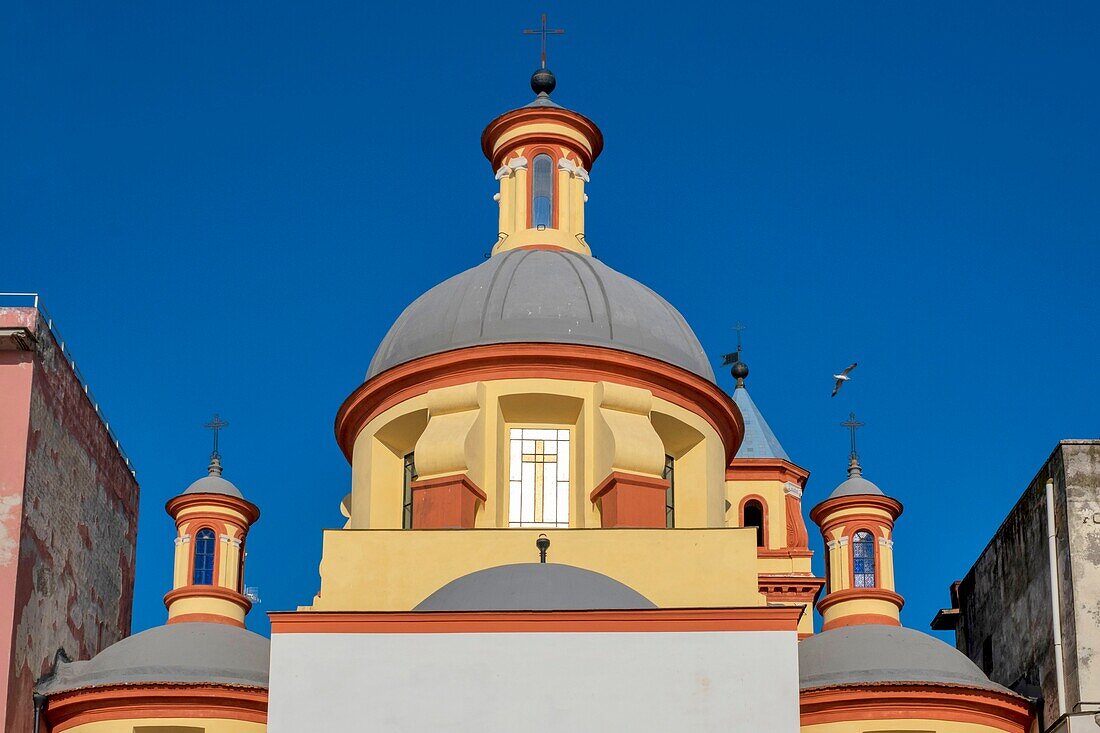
[183,474,243,499]
[38,622,269,695]
[828,474,884,499]
[799,624,1008,693]
[414,563,656,612]
[367,249,715,382]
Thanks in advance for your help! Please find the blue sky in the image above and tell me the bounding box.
[3,1,1098,640]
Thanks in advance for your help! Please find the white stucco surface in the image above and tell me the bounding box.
[268,630,799,732]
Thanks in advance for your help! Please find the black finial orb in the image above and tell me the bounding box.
[731,361,749,381]
[531,68,556,95]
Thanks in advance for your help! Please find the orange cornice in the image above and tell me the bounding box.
[334,343,744,464]
[268,607,803,634]
[163,584,252,623]
[816,587,905,615]
[45,683,268,732]
[727,458,809,486]
[166,491,261,525]
[799,683,1033,732]
[481,106,604,170]
[809,493,903,528]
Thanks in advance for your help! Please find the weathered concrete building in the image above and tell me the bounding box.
[934,440,1100,732]
[0,301,140,731]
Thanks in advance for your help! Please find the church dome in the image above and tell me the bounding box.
[367,248,715,382]
[183,473,243,498]
[414,563,657,611]
[37,622,269,694]
[798,624,1008,693]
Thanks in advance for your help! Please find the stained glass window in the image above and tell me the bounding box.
[743,500,765,547]
[193,528,216,585]
[664,455,675,528]
[509,428,569,527]
[402,452,416,529]
[853,530,876,588]
[531,154,553,228]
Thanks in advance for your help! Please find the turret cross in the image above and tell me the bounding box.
[841,412,865,460]
[523,14,564,69]
[204,413,228,458]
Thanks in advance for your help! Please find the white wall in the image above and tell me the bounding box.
[268,630,799,732]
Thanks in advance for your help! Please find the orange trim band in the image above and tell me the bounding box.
[166,491,261,525]
[726,458,809,485]
[268,607,804,635]
[810,493,903,527]
[166,612,246,627]
[799,683,1032,732]
[164,584,252,618]
[45,683,267,732]
[821,613,901,630]
[335,343,744,464]
[816,587,905,617]
[481,106,604,169]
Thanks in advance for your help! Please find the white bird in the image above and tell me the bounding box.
[831,362,858,397]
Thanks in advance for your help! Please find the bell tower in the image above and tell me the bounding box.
[163,416,260,627]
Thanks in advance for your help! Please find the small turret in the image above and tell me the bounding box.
[163,416,259,627]
[810,414,903,631]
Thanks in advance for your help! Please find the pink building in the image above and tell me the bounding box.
[0,298,139,731]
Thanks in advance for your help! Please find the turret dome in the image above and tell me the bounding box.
[367,248,715,382]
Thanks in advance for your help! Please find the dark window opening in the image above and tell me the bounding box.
[744,500,765,547]
[663,455,675,528]
[402,452,417,529]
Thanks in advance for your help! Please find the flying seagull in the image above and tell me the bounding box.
[831,362,858,397]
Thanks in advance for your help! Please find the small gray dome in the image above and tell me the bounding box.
[183,474,243,499]
[37,622,269,695]
[828,474,884,499]
[414,563,656,612]
[799,624,1008,693]
[368,249,715,382]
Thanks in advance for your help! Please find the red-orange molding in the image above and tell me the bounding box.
[163,585,252,626]
[335,343,744,464]
[410,474,487,529]
[810,493,903,532]
[816,587,905,616]
[481,106,604,171]
[800,683,1033,732]
[590,471,669,528]
[268,607,804,634]
[165,491,261,526]
[45,683,268,732]
[726,458,809,486]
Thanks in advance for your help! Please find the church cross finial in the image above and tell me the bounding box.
[204,414,228,476]
[734,322,746,352]
[840,412,865,476]
[721,323,749,387]
[523,13,564,70]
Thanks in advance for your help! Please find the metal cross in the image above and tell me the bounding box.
[204,414,228,457]
[523,14,564,69]
[734,322,746,352]
[841,412,865,460]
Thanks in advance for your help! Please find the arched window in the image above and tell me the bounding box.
[192,528,216,585]
[531,154,553,228]
[743,500,765,548]
[853,530,876,587]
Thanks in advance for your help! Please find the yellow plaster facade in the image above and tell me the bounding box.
[306,526,767,611]
[346,378,728,531]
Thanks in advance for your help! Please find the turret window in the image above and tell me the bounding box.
[531,154,553,228]
[509,428,569,527]
[853,530,876,587]
[193,528,216,585]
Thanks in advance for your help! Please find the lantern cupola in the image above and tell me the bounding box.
[482,66,603,256]
[163,417,260,627]
[809,414,904,631]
